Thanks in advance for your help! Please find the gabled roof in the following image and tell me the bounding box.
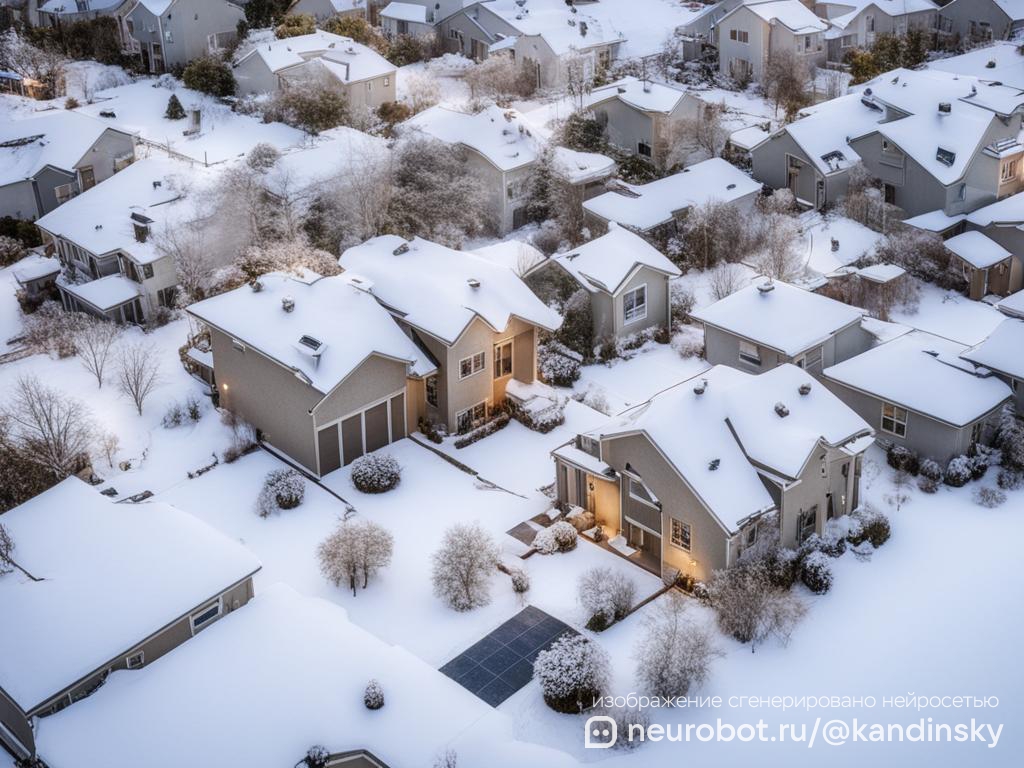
[381,1,428,23]
[585,76,690,115]
[582,158,761,232]
[961,318,1024,380]
[944,230,1012,269]
[0,478,261,713]
[828,0,938,31]
[40,0,126,14]
[781,92,882,175]
[479,0,624,55]
[187,271,432,394]
[544,223,680,295]
[823,331,1011,426]
[690,278,865,357]
[993,0,1024,22]
[472,239,546,275]
[997,289,1024,318]
[59,274,141,311]
[966,189,1024,227]
[740,0,828,33]
[339,235,562,344]
[0,110,131,187]
[236,31,395,82]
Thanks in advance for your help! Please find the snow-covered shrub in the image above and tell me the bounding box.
[350,453,401,494]
[533,633,610,713]
[692,581,711,606]
[301,745,329,768]
[995,405,1024,471]
[997,468,1024,491]
[453,410,511,447]
[606,707,649,751]
[886,444,919,475]
[968,444,996,481]
[917,458,942,493]
[182,56,235,97]
[185,395,202,422]
[162,402,184,428]
[708,562,807,646]
[670,331,703,359]
[532,520,578,554]
[318,519,394,595]
[539,342,581,386]
[799,551,833,594]
[578,566,636,630]
[973,486,1007,509]
[944,455,972,488]
[364,679,385,710]
[510,568,530,594]
[634,594,721,700]
[566,507,595,533]
[417,417,444,444]
[669,283,696,328]
[847,507,891,548]
[431,522,500,611]
[556,289,594,359]
[21,301,85,358]
[574,385,610,415]
[256,468,306,517]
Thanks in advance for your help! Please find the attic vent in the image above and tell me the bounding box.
[936,147,956,167]
[298,335,324,353]
[393,243,409,256]
[798,382,812,396]
[281,296,295,312]
[774,402,790,418]
[757,280,775,294]
[693,378,708,395]
[467,278,481,289]
[938,102,951,114]
[708,458,720,471]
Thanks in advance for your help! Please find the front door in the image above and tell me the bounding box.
[80,166,96,191]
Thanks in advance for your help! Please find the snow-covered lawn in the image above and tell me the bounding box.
[574,342,710,413]
[398,56,473,110]
[892,281,1005,346]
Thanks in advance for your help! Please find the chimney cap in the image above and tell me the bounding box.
[798,382,812,396]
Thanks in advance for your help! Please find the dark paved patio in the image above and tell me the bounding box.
[439,606,576,706]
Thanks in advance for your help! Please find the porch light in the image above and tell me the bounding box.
[221,383,229,391]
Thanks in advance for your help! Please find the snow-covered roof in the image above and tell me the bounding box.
[994,0,1024,21]
[472,239,546,275]
[58,274,141,310]
[691,278,865,357]
[927,40,1024,90]
[961,318,1024,380]
[583,158,761,232]
[405,104,613,179]
[480,0,624,55]
[945,230,1012,269]
[381,1,428,22]
[187,271,432,393]
[135,0,175,13]
[39,0,124,14]
[0,478,261,713]
[586,76,690,114]
[781,92,882,175]
[729,124,771,152]
[545,223,680,295]
[902,208,966,232]
[966,189,1024,226]
[339,235,562,344]
[236,31,395,82]
[823,331,1012,426]
[36,584,490,768]
[742,0,828,33]
[35,155,209,263]
[11,253,60,285]
[828,0,937,30]
[0,110,130,187]
[857,263,906,283]
[996,289,1024,318]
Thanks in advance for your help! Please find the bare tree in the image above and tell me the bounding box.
[464,52,533,104]
[578,566,636,629]
[0,523,44,581]
[116,342,162,416]
[677,200,750,270]
[431,522,500,611]
[74,317,122,388]
[762,50,814,122]
[664,101,730,168]
[634,594,721,699]
[2,375,95,477]
[403,69,441,113]
[100,430,120,469]
[0,29,67,99]
[708,561,807,649]
[708,261,747,300]
[317,519,394,596]
[756,214,804,281]
[564,51,595,110]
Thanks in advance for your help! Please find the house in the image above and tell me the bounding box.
[945,230,1017,300]
[288,0,368,22]
[961,318,1024,410]
[187,271,433,475]
[0,111,136,221]
[126,0,246,74]
[717,0,828,83]
[823,330,1012,462]
[339,235,562,434]
[925,39,1024,89]
[233,31,397,111]
[35,156,210,324]
[939,0,1024,43]
[0,477,260,762]
[582,157,762,239]
[584,77,703,169]
[380,1,434,38]
[524,223,681,344]
[819,0,939,63]
[11,252,60,301]
[961,191,1024,294]
[36,0,136,50]
[552,364,873,582]
[691,278,872,377]
[403,104,614,234]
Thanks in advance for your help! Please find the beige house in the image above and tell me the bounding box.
[717,0,828,83]
[233,30,396,111]
[553,364,873,582]
[0,478,261,762]
[339,235,563,434]
[187,271,435,475]
[944,230,1018,300]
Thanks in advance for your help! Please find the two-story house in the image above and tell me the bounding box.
[717,0,828,83]
[939,0,1024,43]
[339,234,563,434]
[36,0,136,50]
[818,0,939,63]
[403,104,614,234]
[0,478,260,762]
[0,110,136,221]
[126,0,246,74]
[287,0,368,22]
[552,364,873,582]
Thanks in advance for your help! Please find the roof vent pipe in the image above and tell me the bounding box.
[775,402,790,417]
[798,383,812,396]
[282,296,295,312]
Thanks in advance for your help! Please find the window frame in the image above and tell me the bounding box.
[670,517,691,552]
[622,284,648,325]
[493,339,513,379]
[637,140,652,158]
[1001,158,1018,182]
[425,374,439,407]
[738,339,761,367]
[458,351,486,380]
[628,477,659,508]
[880,402,908,437]
[190,599,222,634]
[456,400,487,433]
[798,506,818,544]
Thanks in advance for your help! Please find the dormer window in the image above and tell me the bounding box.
[936,147,956,167]
[131,212,153,243]
[298,335,323,352]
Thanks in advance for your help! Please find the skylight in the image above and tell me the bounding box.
[936,147,956,167]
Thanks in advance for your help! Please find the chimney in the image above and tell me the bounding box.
[282,296,295,312]
[693,378,708,395]
[757,279,775,294]
[938,102,951,114]
[774,402,789,418]
[798,383,812,396]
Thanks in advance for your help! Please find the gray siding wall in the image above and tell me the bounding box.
[702,323,783,373]
[718,7,768,81]
[313,354,409,429]
[940,0,1017,41]
[593,99,655,162]
[35,166,77,217]
[76,129,135,189]
[0,687,33,759]
[0,179,41,220]
[609,267,670,340]
[233,55,280,96]
[128,0,245,71]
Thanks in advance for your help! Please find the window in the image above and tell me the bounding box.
[637,140,652,158]
[935,147,956,167]
[459,351,485,379]
[629,478,658,507]
[456,401,487,433]
[142,263,154,280]
[579,434,600,458]
[957,183,966,201]
[1001,159,1018,182]
[738,340,761,367]
[867,14,875,32]
[448,29,460,39]
[798,506,817,544]
[970,421,984,446]
[670,518,691,551]
[366,81,372,91]
[881,402,908,437]
[744,525,757,549]
[493,340,512,378]
[425,374,438,407]
[622,285,647,324]
[126,650,145,669]
[384,77,390,87]
[190,600,221,632]
[157,286,178,307]
[729,28,749,44]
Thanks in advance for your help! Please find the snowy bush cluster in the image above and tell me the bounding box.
[161,395,202,428]
[972,486,1007,509]
[256,468,306,518]
[634,595,721,700]
[847,507,891,550]
[513,397,567,434]
[578,566,636,631]
[799,551,834,595]
[708,560,807,646]
[572,385,611,415]
[566,507,596,533]
[350,453,401,494]
[533,633,610,713]
[538,341,581,387]
[363,679,385,710]
[509,568,530,594]
[318,519,394,596]
[670,330,704,359]
[532,520,578,555]
[452,410,511,448]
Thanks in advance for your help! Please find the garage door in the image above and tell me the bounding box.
[364,401,389,454]
[341,414,363,466]
[333,392,407,468]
